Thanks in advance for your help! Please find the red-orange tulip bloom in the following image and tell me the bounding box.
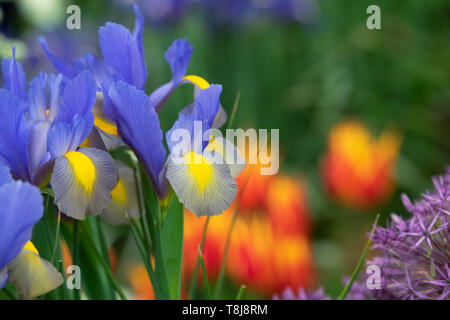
[322,120,401,209]
[183,171,314,297]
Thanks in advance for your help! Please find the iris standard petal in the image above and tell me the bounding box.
[28,120,51,176]
[0,89,30,181]
[47,115,89,159]
[181,76,228,128]
[0,164,13,187]
[166,84,223,154]
[51,147,117,219]
[1,47,26,100]
[53,70,96,137]
[28,72,64,124]
[39,36,110,86]
[193,84,222,129]
[150,38,194,112]
[166,151,238,217]
[73,53,110,86]
[27,72,48,122]
[107,81,167,197]
[101,161,140,225]
[7,241,63,300]
[99,4,147,90]
[0,178,44,269]
[38,36,77,79]
[166,105,198,154]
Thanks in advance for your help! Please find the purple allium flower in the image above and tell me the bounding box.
[276,169,450,301]
[353,168,450,300]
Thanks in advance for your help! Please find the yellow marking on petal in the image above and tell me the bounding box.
[79,138,90,149]
[23,241,39,255]
[45,109,50,116]
[65,151,96,195]
[184,152,213,192]
[111,179,127,205]
[205,136,224,157]
[183,75,210,89]
[94,112,118,135]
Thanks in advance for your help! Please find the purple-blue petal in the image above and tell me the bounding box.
[193,84,222,129]
[99,5,147,90]
[107,81,167,197]
[0,176,43,270]
[53,70,96,140]
[38,36,77,79]
[2,47,27,100]
[150,38,193,112]
[47,115,89,158]
[0,89,30,181]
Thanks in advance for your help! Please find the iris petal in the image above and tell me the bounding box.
[99,4,146,90]
[47,115,89,159]
[0,164,13,187]
[1,47,26,100]
[107,81,167,197]
[53,70,96,135]
[150,38,194,112]
[0,89,30,181]
[27,72,49,122]
[101,161,140,225]
[38,36,77,79]
[205,136,246,178]
[51,147,117,219]
[181,76,228,128]
[166,84,223,154]
[166,151,237,217]
[0,176,43,270]
[7,242,63,300]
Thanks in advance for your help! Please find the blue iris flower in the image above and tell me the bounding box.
[39,4,203,115]
[106,81,244,216]
[1,48,117,220]
[37,4,215,200]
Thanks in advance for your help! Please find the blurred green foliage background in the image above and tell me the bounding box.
[1,0,448,297]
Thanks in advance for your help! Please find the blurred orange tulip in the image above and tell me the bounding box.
[183,167,314,297]
[322,120,401,209]
[128,264,155,300]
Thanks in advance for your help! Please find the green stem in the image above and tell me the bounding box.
[50,210,61,264]
[80,223,127,300]
[198,245,212,300]
[337,215,380,300]
[227,91,241,129]
[58,260,66,300]
[235,285,246,300]
[188,216,210,299]
[133,167,152,252]
[1,286,17,300]
[128,218,166,297]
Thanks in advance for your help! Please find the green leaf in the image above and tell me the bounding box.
[60,221,114,299]
[39,187,55,198]
[235,284,246,300]
[161,194,184,300]
[109,145,135,168]
[198,246,212,300]
[139,167,170,300]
